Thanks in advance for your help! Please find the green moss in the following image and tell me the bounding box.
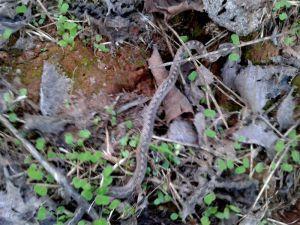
[80,57,94,68]
[135,59,146,67]
[292,75,300,93]
[19,65,43,84]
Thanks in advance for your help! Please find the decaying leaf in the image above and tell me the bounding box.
[120,216,138,225]
[0,0,31,48]
[239,211,264,225]
[72,1,147,43]
[24,114,73,134]
[193,111,206,145]
[13,36,36,51]
[167,118,197,144]
[40,61,72,116]
[232,120,278,149]
[144,0,204,19]
[0,180,40,225]
[0,89,8,113]
[214,139,237,159]
[276,92,296,130]
[183,56,217,107]
[184,79,205,107]
[234,64,297,113]
[221,60,241,90]
[148,45,193,123]
[65,91,113,129]
[196,64,215,86]
[272,55,300,69]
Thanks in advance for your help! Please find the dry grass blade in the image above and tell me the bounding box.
[251,123,299,210]
[36,0,55,23]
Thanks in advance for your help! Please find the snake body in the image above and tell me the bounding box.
[108,41,207,199]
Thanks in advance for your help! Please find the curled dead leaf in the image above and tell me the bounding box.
[276,92,296,130]
[148,46,193,123]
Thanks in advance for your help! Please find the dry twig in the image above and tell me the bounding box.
[149,32,287,69]
[36,0,55,23]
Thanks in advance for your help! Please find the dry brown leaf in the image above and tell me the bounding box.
[196,64,215,86]
[148,46,193,123]
[193,111,206,145]
[214,139,237,159]
[40,61,72,116]
[0,180,41,225]
[0,89,9,113]
[234,64,297,113]
[144,0,204,19]
[24,115,73,134]
[232,120,278,149]
[167,118,197,144]
[276,92,296,130]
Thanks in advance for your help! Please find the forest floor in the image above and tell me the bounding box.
[0,1,299,225]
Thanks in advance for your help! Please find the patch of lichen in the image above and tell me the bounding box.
[80,57,94,68]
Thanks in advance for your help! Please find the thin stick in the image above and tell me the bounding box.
[251,141,292,209]
[152,135,228,158]
[116,96,150,114]
[149,32,287,69]
[26,24,56,42]
[214,77,246,104]
[66,206,86,225]
[36,0,55,23]
[213,83,244,107]
[152,135,199,148]
[0,114,99,220]
[259,115,284,138]
[157,21,175,57]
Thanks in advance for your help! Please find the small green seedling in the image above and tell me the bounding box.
[1,28,13,40]
[204,192,216,206]
[170,212,179,221]
[16,4,27,14]
[205,129,217,138]
[228,33,240,61]
[180,35,189,43]
[188,71,198,81]
[34,184,48,196]
[204,109,216,118]
[93,218,108,225]
[36,138,46,151]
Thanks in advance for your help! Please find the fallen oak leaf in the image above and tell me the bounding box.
[276,91,296,130]
[148,45,193,123]
[167,118,198,144]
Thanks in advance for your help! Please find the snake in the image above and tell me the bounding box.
[108,41,210,199]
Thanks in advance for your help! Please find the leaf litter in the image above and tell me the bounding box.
[0,0,299,224]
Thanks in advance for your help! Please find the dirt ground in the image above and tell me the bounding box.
[0,0,299,225]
